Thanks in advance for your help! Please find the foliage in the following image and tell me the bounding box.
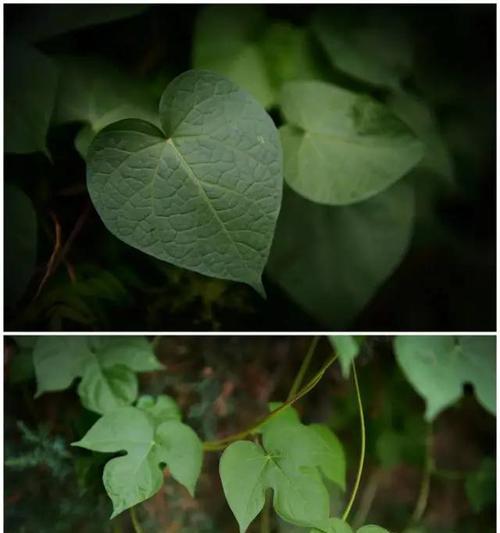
[5,335,496,532]
[4,5,495,330]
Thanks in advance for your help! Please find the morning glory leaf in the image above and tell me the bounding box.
[220,424,331,532]
[5,40,58,155]
[387,91,454,180]
[329,336,360,378]
[72,401,203,518]
[33,336,163,414]
[5,185,37,308]
[54,57,159,158]
[260,403,346,490]
[87,70,283,295]
[311,8,413,90]
[394,336,496,421]
[311,518,391,533]
[193,6,274,108]
[279,80,423,205]
[267,182,414,328]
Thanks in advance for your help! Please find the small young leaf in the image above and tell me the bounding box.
[279,80,423,205]
[33,336,163,414]
[72,403,203,518]
[267,182,414,328]
[193,6,274,108]
[87,70,283,295]
[5,185,37,308]
[329,336,360,378]
[394,336,496,421]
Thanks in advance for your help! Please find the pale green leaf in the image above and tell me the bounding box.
[54,57,158,158]
[5,40,58,155]
[220,425,331,532]
[262,404,346,491]
[136,394,181,424]
[33,337,90,396]
[311,518,390,533]
[77,362,138,415]
[219,441,268,533]
[309,424,346,490]
[279,80,423,205]
[5,185,37,307]
[394,336,496,420]
[72,404,202,518]
[387,91,454,180]
[267,182,414,328]
[312,8,413,90]
[87,70,283,295]
[193,6,274,108]
[329,336,360,378]
[33,336,162,414]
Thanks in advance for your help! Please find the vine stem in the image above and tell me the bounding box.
[341,361,365,522]
[130,506,144,533]
[287,336,320,400]
[410,423,433,525]
[203,350,338,451]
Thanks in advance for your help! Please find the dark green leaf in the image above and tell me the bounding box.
[87,70,283,295]
[267,182,414,328]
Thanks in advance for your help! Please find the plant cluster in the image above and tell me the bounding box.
[5,335,496,532]
[4,5,495,330]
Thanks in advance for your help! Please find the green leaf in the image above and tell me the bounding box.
[54,57,159,158]
[219,441,268,533]
[261,22,327,90]
[394,336,496,421]
[87,70,283,295]
[465,458,495,513]
[329,336,360,378]
[136,394,181,424]
[5,40,58,155]
[33,336,163,414]
[12,5,147,43]
[312,8,413,90]
[72,402,202,518]
[279,80,423,205]
[261,403,346,490]
[221,425,331,532]
[311,519,391,533]
[5,185,37,307]
[267,182,414,328]
[387,91,454,180]
[193,6,274,108]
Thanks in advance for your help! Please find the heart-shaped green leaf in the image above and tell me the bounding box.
[394,335,496,420]
[279,80,423,205]
[72,397,202,518]
[267,182,414,328]
[87,70,283,295]
[33,336,163,414]
[220,426,331,532]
